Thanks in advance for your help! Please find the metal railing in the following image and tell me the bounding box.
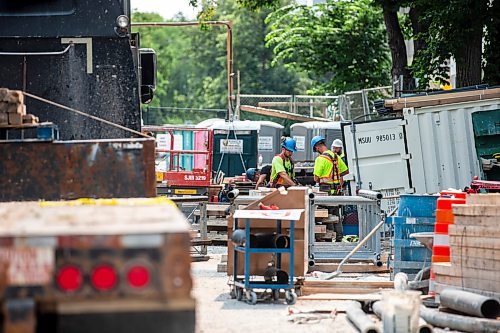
[237,86,392,121]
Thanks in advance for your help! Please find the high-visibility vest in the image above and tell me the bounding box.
[270,154,294,187]
[317,151,340,185]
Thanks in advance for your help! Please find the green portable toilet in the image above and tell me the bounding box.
[199,119,259,177]
[472,110,500,180]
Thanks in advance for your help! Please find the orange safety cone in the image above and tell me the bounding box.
[428,191,466,299]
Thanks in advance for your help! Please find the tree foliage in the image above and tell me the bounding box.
[265,0,391,94]
[132,0,307,125]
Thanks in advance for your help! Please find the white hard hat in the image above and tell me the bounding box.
[332,139,343,148]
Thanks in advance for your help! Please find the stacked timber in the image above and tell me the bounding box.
[0,88,39,127]
[434,194,500,298]
[384,87,500,111]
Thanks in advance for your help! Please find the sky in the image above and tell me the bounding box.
[130,0,198,19]
[130,1,313,19]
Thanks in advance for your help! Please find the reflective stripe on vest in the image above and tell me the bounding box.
[318,151,340,184]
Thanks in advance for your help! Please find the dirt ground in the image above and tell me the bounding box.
[192,248,457,333]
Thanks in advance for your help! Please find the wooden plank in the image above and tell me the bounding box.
[8,112,22,125]
[309,263,389,273]
[0,112,7,125]
[453,204,500,217]
[466,194,500,205]
[450,246,500,260]
[450,255,500,271]
[432,263,500,292]
[454,215,499,227]
[449,225,500,239]
[315,225,327,234]
[301,287,390,295]
[302,280,393,288]
[435,273,500,293]
[315,209,329,218]
[384,88,500,111]
[299,293,383,301]
[240,105,328,122]
[449,235,500,250]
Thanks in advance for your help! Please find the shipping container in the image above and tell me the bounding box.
[290,121,342,162]
[342,98,500,211]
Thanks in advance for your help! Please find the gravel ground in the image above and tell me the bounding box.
[191,247,458,333]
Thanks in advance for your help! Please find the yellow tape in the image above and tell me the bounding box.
[39,197,176,208]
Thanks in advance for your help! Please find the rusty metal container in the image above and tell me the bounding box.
[0,138,156,201]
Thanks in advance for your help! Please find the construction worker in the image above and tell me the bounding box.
[270,137,297,188]
[331,139,347,165]
[311,136,349,242]
[245,164,272,189]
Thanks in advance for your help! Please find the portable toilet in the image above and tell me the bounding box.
[290,121,342,162]
[198,119,259,177]
[253,120,284,166]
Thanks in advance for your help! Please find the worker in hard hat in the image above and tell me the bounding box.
[270,137,297,188]
[311,135,349,242]
[246,164,272,189]
[331,139,347,165]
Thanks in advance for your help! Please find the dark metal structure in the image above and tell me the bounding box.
[0,0,143,140]
[0,138,156,201]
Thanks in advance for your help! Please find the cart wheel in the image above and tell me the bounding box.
[272,289,280,301]
[285,290,297,305]
[230,287,236,299]
[246,290,257,305]
[236,287,243,301]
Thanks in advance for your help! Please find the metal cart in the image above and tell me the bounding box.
[231,209,304,305]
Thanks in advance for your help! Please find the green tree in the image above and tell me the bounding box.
[265,0,391,94]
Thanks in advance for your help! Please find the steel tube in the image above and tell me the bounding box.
[439,289,500,319]
[227,189,240,200]
[255,233,290,249]
[358,189,383,200]
[372,302,433,333]
[231,229,257,247]
[312,195,376,206]
[346,302,381,333]
[420,306,500,333]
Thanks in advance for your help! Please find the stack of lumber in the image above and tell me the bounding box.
[434,194,500,299]
[314,208,336,241]
[299,279,393,300]
[384,87,500,111]
[0,88,39,127]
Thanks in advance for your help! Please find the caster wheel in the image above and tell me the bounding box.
[246,290,257,305]
[230,287,237,299]
[285,290,297,305]
[236,288,243,301]
[272,289,280,301]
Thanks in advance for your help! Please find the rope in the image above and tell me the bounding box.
[22,91,151,138]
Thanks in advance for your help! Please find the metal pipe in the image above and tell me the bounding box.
[346,302,381,333]
[312,195,375,206]
[255,233,290,249]
[227,189,240,200]
[372,302,433,333]
[0,44,73,56]
[358,189,383,200]
[420,306,500,333]
[439,289,500,319]
[231,230,257,247]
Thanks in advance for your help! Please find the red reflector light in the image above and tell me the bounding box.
[127,266,150,289]
[91,264,118,291]
[56,265,83,292]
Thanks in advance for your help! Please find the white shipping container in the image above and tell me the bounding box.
[343,98,500,210]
